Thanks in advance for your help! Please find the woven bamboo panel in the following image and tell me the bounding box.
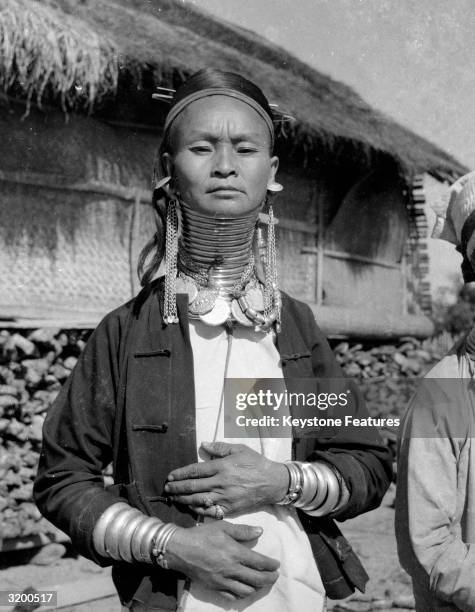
[0,184,155,319]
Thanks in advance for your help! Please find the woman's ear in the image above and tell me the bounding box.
[267,156,282,193]
[162,152,174,178]
[159,153,178,198]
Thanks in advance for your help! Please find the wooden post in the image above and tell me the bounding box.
[129,190,141,297]
[401,250,408,316]
[316,190,324,306]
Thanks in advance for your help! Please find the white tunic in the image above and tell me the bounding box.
[177,320,325,612]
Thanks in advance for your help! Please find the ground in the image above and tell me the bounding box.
[0,485,414,611]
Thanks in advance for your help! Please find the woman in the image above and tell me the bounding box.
[34,69,392,611]
[396,171,475,611]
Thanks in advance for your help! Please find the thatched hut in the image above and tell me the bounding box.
[0,0,467,338]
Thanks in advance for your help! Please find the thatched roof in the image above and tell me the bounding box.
[0,0,467,181]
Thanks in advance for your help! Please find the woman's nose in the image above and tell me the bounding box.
[212,147,237,177]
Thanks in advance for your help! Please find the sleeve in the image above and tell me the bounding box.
[396,384,475,611]
[33,310,129,566]
[299,303,393,521]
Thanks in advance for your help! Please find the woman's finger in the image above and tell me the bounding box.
[191,503,231,517]
[201,441,247,457]
[167,460,219,482]
[218,590,238,602]
[165,476,221,496]
[219,579,256,600]
[238,547,280,572]
[171,493,215,506]
[233,566,279,589]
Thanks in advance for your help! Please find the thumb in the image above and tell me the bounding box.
[201,441,240,458]
[224,523,263,542]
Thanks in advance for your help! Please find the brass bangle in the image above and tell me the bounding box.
[131,516,163,563]
[308,462,328,510]
[104,508,142,561]
[138,519,164,563]
[277,461,303,505]
[295,462,318,510]
[150,523,179,569]
[305,462,340,517]
[118,512,145,563]
[92,502,131,558]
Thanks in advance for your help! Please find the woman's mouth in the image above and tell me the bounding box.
[208,186,242,193]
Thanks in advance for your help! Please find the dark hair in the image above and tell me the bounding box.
[138,69,275,287]
[169,68,274,122]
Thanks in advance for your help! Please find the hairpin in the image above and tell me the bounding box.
[151,86,295,124]
[152,87,176,101]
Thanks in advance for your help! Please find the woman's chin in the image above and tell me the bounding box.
[188,197,261,217]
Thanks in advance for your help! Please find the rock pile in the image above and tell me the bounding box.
[0,328,91,540]
[333,338,440,420]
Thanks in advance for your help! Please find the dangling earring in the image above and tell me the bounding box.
[154,176,172,192]
[163,199,179,324]
[263,202,281,332]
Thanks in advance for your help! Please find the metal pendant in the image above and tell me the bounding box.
[199,297,231,326]
[231,299,254,327]
[175,277,199,304]
[189,288,218,315]
[244,286,265,312]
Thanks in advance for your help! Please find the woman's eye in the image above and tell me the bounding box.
[190,145,212,153]
[237,146,258,154]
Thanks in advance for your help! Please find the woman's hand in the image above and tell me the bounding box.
[166,522,279,602]
[164,442,289,517]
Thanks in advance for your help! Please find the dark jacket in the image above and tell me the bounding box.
[34,283,392,609]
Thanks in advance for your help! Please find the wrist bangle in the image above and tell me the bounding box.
[118,512,146,563]
[305,462,340,517]
[138,518,163,563]
[131,516,163,563]
[277,461,303,505]
[305,461,328,511]
[295,462,319,510]
[93,502,131,558]
[104,508,142,561]
[150,523,179,569]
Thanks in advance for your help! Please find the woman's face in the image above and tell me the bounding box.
[162,95,279,216]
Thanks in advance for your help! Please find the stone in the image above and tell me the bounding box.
[33,389,58,407]
[11,334,36,356]
[7,419,28,441]
[19,466,35,482]
[48,363,70,382]
[0,395,19,410]
[28,415,45,442]
[0,366,14,385]
[5,469,22,487]
[11,483,33,501]
[57,333,69,347]
[63,356,78,370]
[28,328,61,344]
[18,502,42,520]
[0,495,8,512]
[30,543,67,566]
[0,330,11,347]
[22,358,50,378]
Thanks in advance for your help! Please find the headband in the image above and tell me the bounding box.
[162,87,275,148]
